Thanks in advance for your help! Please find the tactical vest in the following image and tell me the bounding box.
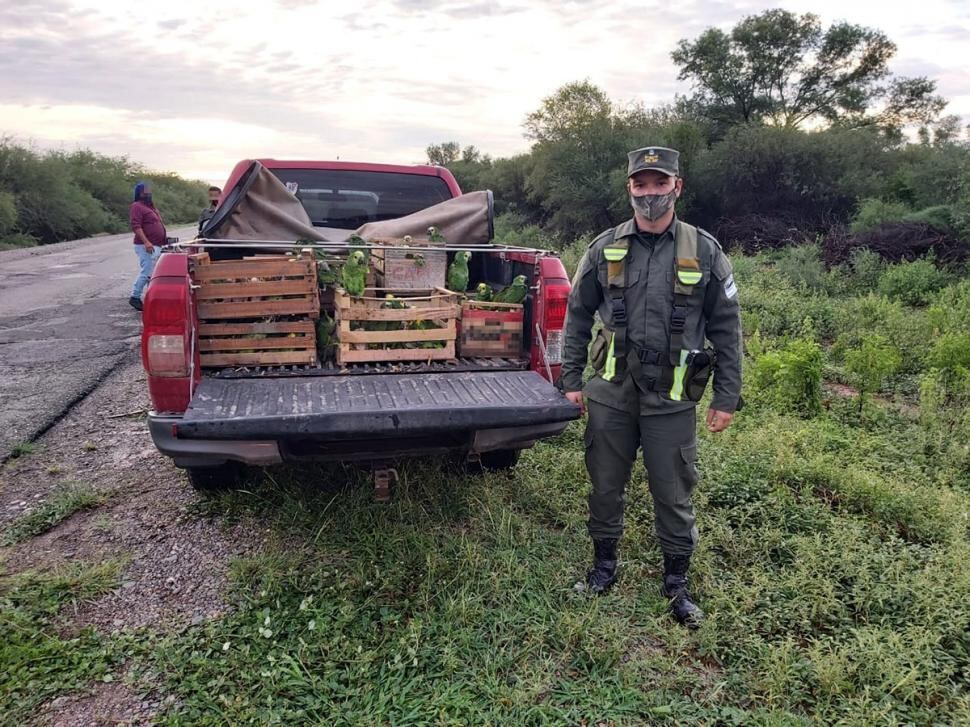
[599,222,703,401]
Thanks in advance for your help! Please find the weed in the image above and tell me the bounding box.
[9,442,36,459]
[1,484,104,545]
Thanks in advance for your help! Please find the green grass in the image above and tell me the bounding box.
[8,441,36,459]
[0,560,128,722]
[1,483,104,545]
[2,252,969,724]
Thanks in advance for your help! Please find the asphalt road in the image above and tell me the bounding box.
[0,226,196,461]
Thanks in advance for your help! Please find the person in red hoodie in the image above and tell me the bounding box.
[128,181,167,311]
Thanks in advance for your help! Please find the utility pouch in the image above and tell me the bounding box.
[684,348,716,402]
[589,328,611,372]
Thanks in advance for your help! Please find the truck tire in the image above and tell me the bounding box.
[186,462,243,492]
[475,448,521,473]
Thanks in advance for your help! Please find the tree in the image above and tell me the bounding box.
[523,80,614,144]
[672,10,945,133]
[425,142,461,166]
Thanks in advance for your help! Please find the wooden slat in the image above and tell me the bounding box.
[201,350,317,367]
[337,341,455,365]
[194,279,317,300]
[198,299,319,319]
[199,321,315,336]
[339,324,457,344]
[463,300,523,311]
[338,305,461,322]
[199,336,315,352]
[191,259,312,280]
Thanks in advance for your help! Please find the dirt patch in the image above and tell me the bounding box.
[30,680,160,727]
[1,354,265,631]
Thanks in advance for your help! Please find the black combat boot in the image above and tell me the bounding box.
[662,554,705,628]
[129,296,143,311]
[585,538,618,594]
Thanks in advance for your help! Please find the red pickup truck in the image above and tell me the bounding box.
[141,160,580,491]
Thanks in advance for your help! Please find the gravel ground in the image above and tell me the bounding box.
[0,351,267,725]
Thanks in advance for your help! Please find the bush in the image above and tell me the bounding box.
[0,233,39,250]
[749,338,823,417]
[844,334,902,413]
[850,198,912,233]
[773,243,842,294]
[0,138,207,245]
[843,248,885,292]
[831,294,926,375]
[877,255,951,306]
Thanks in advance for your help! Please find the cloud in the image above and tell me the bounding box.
[1,0,967,184]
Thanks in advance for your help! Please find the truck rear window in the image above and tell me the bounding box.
[268,169,452,229]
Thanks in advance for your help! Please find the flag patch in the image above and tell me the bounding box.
[724,275,737,299]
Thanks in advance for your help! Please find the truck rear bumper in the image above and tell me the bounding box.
[148,415,283,467]
[149,371,580,467]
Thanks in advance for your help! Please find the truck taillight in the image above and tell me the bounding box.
[542,282,570,366]
[141,269,194,413]
[147,334,188,377]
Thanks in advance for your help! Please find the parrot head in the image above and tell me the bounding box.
[457,251,471,263]
[427,226,437,236]
[513,275,526,286]
[350,250,366,265]
[476,283,489,294]
[403,235,413,244]
[348,234,366,245]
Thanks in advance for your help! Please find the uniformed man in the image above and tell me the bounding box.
[560,146,742,628]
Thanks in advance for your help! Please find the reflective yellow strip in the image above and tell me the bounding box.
[603,332,617,381]
[669,349,690,401]
[603,248,627,262]
[677,269,702,285]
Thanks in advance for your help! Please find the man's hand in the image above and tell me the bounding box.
[706,408,734,433]
[565,391,586,416]
[144,242,154,254]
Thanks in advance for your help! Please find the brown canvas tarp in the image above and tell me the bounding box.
[208,162,493,244]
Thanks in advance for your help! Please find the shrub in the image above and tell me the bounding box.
[850,198,911,233]
[877,255,951,306]
[749,338,823,417]
[772,243,833,293]
[844,334,902,413]
[844,247,885,292]
[831,294,926,375]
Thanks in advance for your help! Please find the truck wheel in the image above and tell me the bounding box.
[186,463,243,492]
[477,448,521,472]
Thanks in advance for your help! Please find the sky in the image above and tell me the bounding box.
[1,0,968,185]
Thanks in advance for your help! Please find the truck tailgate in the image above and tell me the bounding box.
[175,371,580,440]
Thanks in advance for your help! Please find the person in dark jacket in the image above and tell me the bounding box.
[198,185,221,231]
[129,181,167,311]
[560,146,743,627]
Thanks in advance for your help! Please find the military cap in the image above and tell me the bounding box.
[627,146,679,177]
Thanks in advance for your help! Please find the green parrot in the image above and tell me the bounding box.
[474,282,492,302]
[341,249,367,298]
[494,274,528,304]
[447,251,471,293]
[347,233,370,262]
[316,311,335,354]
[427,226,446,244]
[317,259,337,287]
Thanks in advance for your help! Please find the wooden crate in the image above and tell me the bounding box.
[371,237,447,290]
[459,300,525,358]
[198,320,317,367]
[190,252,320,368]
[335,288,460,365]
[190,252,320,320]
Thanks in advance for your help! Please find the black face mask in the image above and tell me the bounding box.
[141,193,153,204]
[630,189,676,221]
